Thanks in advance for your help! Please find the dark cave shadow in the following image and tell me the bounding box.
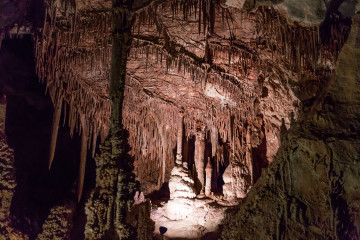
[147,182,170,205]
[0,37,95,239]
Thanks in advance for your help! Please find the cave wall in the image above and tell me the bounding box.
[222,10,360,240]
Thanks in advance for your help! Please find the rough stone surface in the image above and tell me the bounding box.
[151,197,228,239]
[0,138,16,239]
[33,0,334,198]
[85,131,137,240]
[168,165,196,200]
[0,137,28,240]
[151,163,232,238]
[127,200,154,240]
[0,0,356,239]
[35,203,75,240]
[222,11,360,240]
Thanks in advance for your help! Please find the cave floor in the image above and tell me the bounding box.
[150,195,239,239]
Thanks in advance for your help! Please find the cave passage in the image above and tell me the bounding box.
[0,36,95,238]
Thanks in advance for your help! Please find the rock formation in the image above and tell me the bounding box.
[36,203,75,240]
[0,95,29,240]
[0,134,17,239]
[31,0,328,200]
[222,7,360,240]
[205,158,212,196]
[0,0,358,239]
[84,131,137,240]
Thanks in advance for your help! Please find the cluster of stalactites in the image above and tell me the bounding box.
[35,0,112,154]
[130,39,206,81]
[136,0,218,35]
[134,3,345,85]
[183,112,253,166]
[35,0,113,201]
[257,6,349,74]
[122,78,178,190]
[129,39,258,104]
[122,75,261,193]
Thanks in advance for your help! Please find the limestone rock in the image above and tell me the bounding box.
[36,203,75,240]
[222,11,360,240]
[223,164,252,199]
[0,138,28,240]
[168,166,196,200]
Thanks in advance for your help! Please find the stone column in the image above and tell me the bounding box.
[195,131,205,194]
[0,94,6,138]
[205,157,212,197]
[176,114,183,165]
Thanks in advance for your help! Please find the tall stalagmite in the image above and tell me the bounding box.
[84,0,138,238]
[195,130,206,194]
[176,113,183,165]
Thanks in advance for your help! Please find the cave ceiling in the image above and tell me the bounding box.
[29,0,349,194]
[0,0,354,201]
[0,0,358,239]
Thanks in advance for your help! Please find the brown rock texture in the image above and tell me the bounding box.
[127,200,154,240]
[222,11,360,240]
[0,138,16,239]
[0,96,14,238]
[33,0,346,199]
[35,203,75,240]
[0,129,28,240]
[84,133,137,240]
[0,0,353,238]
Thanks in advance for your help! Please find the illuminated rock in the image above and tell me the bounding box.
[166,198,194,220]
[175,113,183,165]
[168,166,196,200]
[205,158,212,197]
[195,131,206,194]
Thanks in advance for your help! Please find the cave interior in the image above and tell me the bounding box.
[0,0,359,239]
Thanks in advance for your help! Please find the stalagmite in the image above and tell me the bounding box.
[48,96,63,170]
[211,125,217,157]
[176,113,183,165]
[195,130,205,194]
[205,158,212,197]
[77,114,88,202]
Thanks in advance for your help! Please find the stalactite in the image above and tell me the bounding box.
[211,124,217,157]
[77,114,88,202]
[48,95,63,170]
